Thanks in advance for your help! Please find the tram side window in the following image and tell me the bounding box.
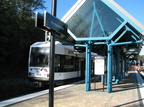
[55,55,60,67]
[55,55,61,72]
[55,55,79,72]
[62,56,73,71]
[63,56,79,71]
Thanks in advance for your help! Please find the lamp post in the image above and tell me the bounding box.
[49,0,57,107]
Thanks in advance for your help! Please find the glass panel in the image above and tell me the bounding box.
[55,55,61,67]
[55,55,61,72]
[63,56,74,70]
[66,0,124,38]
[30,47,49,67]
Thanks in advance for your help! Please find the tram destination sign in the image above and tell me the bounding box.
[44,11,68,35]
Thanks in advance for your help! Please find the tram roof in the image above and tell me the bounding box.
[56,0,144,55]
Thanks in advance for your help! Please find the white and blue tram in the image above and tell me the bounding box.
[28,41,96,85]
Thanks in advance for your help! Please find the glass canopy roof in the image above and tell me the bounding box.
[61,0,143,42]
[62,0,124,39]
[57,0,143,55]
[56,0,144,56]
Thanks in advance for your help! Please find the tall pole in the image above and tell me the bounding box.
[107,43,113,93]
[85,42,92,91]
[49,0,57,107]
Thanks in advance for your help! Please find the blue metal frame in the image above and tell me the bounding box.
[64,0,143,93]
[111,40,142,46]
[107,42,113,92]
[93,2,107,37]
[119,55,123,79]
[109,21,127,39]
[123,59,126,77]
[89,2,96,38]
[114,28,127,42]
[64,42,92,91]
[127,27,140,39]
[68,29,110,41]
[85,41,92,91]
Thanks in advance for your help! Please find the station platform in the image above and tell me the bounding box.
[2,70,144,107]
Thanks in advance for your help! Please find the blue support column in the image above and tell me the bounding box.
[107,43,113,93]
[115,48,120,84]
[85,42,92,91]
[112,56,116,82]
[123,59,126,76]
[124,59,128,75]
[122,56,125,78]
[120,55,124,79]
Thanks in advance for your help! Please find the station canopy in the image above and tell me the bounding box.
[56,0,144,55]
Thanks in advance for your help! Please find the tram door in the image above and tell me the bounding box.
[80,60,85,80]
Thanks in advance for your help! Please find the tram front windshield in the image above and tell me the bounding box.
[30,47,49,67]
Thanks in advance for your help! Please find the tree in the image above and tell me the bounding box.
[138,55,144,61]
[0,0,46,72]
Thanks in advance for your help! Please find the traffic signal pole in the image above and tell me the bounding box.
[49,0,57,107]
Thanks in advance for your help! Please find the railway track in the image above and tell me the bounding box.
[0,80,84,107]
[0,79,77,101]
[0,85,49,101]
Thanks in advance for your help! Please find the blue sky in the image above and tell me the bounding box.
[39,0,144,25]
[39,0,77,19]
[115,0,144,25]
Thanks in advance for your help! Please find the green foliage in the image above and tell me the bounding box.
[0,0,46,72]
[0,0,46,100]
[137,55,144,61]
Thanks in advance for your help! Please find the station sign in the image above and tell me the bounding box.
[35,12,48,31]
[94,56,105,75]
[44,11,68,35]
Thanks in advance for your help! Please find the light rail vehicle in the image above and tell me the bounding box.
[28,41,96,85]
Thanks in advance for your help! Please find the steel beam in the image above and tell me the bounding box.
[107,43,113,92]
[85,42,92,91]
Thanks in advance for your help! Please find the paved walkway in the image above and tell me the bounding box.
[6,71,144,107]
